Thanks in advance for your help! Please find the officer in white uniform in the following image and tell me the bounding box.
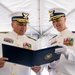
[47,8,75,75]
[0,12,41,75]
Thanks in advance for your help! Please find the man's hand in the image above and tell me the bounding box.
[55,45,68,55]
[0,57,8,68]
[31,66,41,73]
[48,60,59,69]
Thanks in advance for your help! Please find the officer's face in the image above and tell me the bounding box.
[52,17,66,32]
[11,21,27,35]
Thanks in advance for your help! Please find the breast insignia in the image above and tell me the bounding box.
[49,35,57,45]
[63,37,74,46]
[27,35,37,41]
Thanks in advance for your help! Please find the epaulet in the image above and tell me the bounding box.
[72,31,75,33]
[27,36,37,41]
[49,35,57,41]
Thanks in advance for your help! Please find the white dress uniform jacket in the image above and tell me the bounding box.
[0,31,37,75]
[48,29,75,75]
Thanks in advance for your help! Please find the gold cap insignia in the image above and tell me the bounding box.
[22,12,29,19]
[49,10,55,17]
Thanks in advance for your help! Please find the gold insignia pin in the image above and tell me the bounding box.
[49,11,53,17]
[22,12,29,19]
[45,53,53,60]
[49,10,55,16]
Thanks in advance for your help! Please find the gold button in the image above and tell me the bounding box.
[12,73,15,75]
[56,70,58,73]
[58,42,60,44]
[60,34,62,37]
[17,44,20,46]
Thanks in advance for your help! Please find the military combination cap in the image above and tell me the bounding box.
[49,8,66,21]
[10,12,29,23]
